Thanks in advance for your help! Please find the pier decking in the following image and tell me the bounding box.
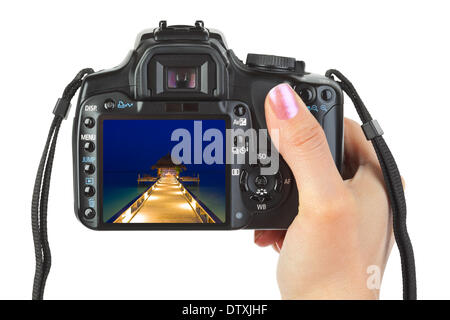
[131,175,202,223]
[113,175,218,224]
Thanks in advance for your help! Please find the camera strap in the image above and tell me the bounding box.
[30,68,416,300]
[31,68,94,300]
[326,69,417,300]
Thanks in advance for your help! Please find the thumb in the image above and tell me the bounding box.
[265,83,344,203]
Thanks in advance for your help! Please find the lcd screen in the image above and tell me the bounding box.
[102,119,226,224]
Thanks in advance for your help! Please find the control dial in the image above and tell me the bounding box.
[246,54,296,71]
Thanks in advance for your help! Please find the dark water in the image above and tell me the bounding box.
[103,171,226,223]
[103,172,151,222]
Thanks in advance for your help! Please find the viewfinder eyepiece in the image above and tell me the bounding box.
[167,67,196,89]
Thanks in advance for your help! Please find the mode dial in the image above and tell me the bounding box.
[246,54,296,71]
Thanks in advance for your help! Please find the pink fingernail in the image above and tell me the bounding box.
[254,231,263,242]
[268,83,300,120]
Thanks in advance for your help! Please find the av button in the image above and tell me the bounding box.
[104,99,115,111]
[84,186,96,197]
[83,208,96,219]
[233,105,246,117]
[83,141,95,152]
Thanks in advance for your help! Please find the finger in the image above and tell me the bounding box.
[344,118,406,191]
[265,83,345,203]
[272,236,285,253]
[254,230,286,247]
[343,118,385,190]
[343,118,379,168]
[342,118,378,179]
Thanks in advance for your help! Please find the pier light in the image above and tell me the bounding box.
[179,203,192,210]
[120,208,133,223]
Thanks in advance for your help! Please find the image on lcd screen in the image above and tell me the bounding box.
[102,119,226,224]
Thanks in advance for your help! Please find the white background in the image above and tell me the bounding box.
[0,0,449,300]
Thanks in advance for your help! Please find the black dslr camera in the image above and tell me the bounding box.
[33,20,415,300]
[73,21,343,230]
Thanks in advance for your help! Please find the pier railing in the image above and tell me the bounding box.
[179,174,200,184]
[137,174,158,184]
[111,182,158,223]
[110,176,220,224]
[176,178,220,224]
[138,174,199,184]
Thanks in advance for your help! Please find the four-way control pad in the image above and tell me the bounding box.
[239,163,292,213]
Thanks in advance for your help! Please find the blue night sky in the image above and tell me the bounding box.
[103,119,226,175]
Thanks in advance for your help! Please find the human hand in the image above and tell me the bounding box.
[254,83,395,299]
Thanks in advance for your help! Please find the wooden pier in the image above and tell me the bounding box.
[113,175,217,224]
[115,154,211,223]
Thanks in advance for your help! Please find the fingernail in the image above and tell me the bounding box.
[268,83,300,120]
[254,231,263,242]
[272,243,281,253]
[274,241,281,253]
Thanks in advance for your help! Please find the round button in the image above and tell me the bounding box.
[298,87,315,104]
[84,163,95,175]
[233,105,246,117]
[84,117,95,128]
[321,89,333,102]
[234,135,245,147]
[83,141,95,152]
[84,186,96,197]
[104,99,115,111]
[83,208,96,219]
[254,175,268,188]
[235,212,244,220]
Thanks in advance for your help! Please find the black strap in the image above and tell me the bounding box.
[325,69,417,300]
[31,68,94,300]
